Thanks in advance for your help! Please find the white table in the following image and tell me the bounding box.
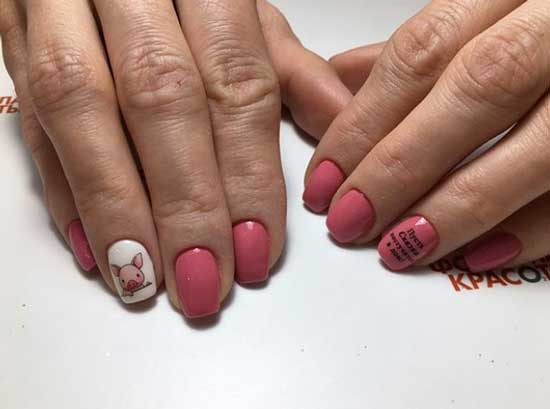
[2,1,549,408]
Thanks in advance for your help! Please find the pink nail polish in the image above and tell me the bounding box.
[378,216,438,271]
[464,232,522,272]
[303,160,345,213]
[68,220,96,272]
[233,221,270,284]
[175,248,220,318]
[326,189,375,243]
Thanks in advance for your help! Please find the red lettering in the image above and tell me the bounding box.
[467,273,484,289]
[431,259,453,274]
[486,272,508,288]
[501,268,521,285]
[448,274,473,291]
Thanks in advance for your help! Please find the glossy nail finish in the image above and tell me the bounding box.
[303,160,345,213]
[326,189,375,243]
[465,232,522,272]
[233,221,270,284]
[378,216,438,271]
[68,220,96,272]
[108,240,157,304]
[175,248,220,318]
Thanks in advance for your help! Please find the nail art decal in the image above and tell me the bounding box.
[378,216,438,271]
[108,240,156,304]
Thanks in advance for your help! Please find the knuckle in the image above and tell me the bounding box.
[203,41,280,110]
[223,158,285,203]
[456,25,543,108]
[446,172,493,230]
[373,142,418,191]
[28,45,109,113]
[73,173,136,216]
[153,183,225,226]
[117,43,205,112]
[331,107,380,155]
[387,11,458,80]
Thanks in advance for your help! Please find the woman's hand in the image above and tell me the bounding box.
[0,0,351,317]
[304,0,550,272]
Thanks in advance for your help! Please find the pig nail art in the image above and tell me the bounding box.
[108,240,156,304]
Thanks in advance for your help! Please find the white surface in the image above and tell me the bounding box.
[1,1,550,408]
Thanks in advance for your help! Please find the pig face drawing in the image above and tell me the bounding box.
[111,253,148,296]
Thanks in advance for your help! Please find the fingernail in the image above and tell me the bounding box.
[233,221,270,284]
[378,216,438,271]
[68,220,96,272]
[326,189,375,243]
[108,240,157,304]
[303,160,345,213]
[464,232,522,272]
[175,248,220,318]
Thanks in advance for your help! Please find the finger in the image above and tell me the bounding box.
[462,193,550,272]
[258,0,352,139]
[303,0,526,213]
[378,87,550,271]
[329,42,385,94]
[94,0,233,316]
[464,196,550,273]
[2,1,96,272]
[26,0,160,302]
[327,0,550,244]
[173,0,283,284]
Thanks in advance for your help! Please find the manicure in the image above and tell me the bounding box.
[108,240,157,304]
[464,232,522,272]
[378,216,438,271]
[175,248,220,318]
[233,221,270,284]
[68,220,96,272]
[303,160,345,213]
[326,189,375,243]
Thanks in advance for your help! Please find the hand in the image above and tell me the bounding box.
[303,0,550,272]
[0,0,351,317]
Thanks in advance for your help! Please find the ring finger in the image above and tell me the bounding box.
[93,0,234,317]
[26,0,161,303]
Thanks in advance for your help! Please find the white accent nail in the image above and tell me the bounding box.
[107,240,157,304]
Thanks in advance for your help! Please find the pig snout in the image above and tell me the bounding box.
[125,279,141,291]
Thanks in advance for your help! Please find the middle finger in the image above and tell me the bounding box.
[94,0,233,318]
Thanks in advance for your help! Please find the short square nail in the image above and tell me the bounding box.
[68,220,96,272]
[303,160,345,213]
[233,221,270,284]
[175,248,220,318]
[464,232,522,272]
[108,240,157,304]
[326,189,375,243]
[378,216,438,271]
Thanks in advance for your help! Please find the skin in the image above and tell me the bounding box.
[0,0,352,316]
[307,0,550,271]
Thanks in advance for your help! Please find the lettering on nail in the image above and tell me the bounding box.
[111,253,153,298]
[387,228,425,263]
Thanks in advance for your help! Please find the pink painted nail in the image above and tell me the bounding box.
[68,220,96,272]
[303,160,345,213]
[378,216,438,271]
[464,232,522,272]
[175,248,220,318]
[326,189,375,243]
[233,221,270,284]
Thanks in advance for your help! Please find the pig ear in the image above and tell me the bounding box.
[132,253,143,269]
[110,265,121,277]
